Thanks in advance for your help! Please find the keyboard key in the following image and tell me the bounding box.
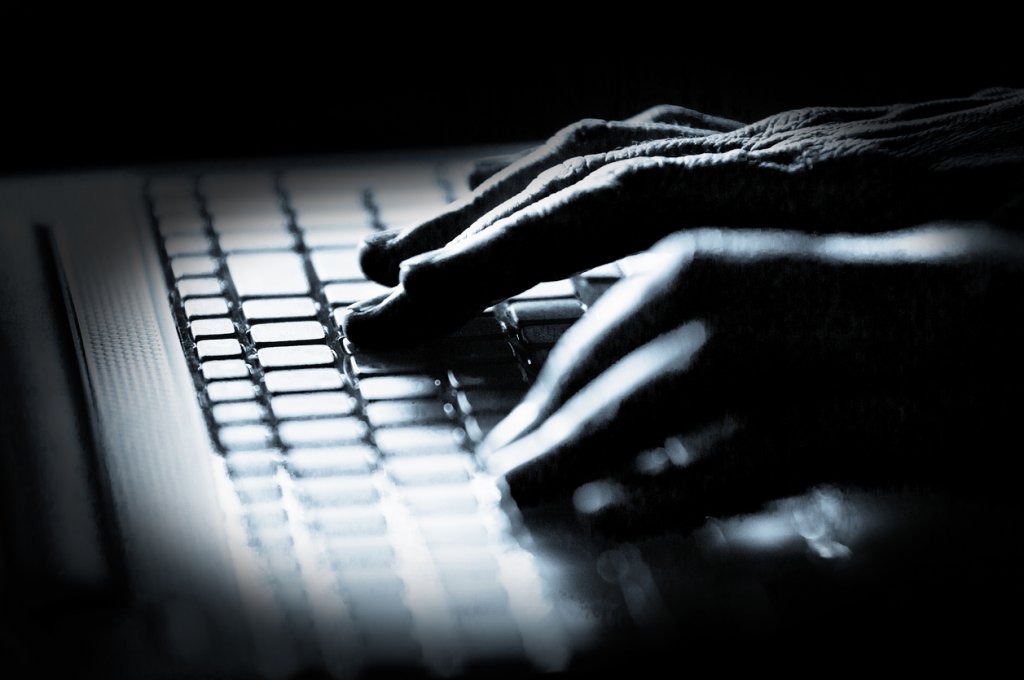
[213,213,288,233]
[302,227,368,249]
[250,321,325,345]
[219,231,296,252]
[258,551,300,577]
[290,204,366,228]
[157,214,204,236]
[455,389,523,416]
[520,323,572,346]
[271,392,356,419]
[197,338,243,359]
[171,255,219,278]
[164,234,211,257]
[243,506,289,530]
[448,315,505,339]
[447,365,525,390]
[433,547,500,580]
[338,572,406,603]
[294,476,378,507]
[508,280,576,301]
[385,455,471,486]
[285,446,375,477]
[212,401,265,424]
[225,451,279,477]
[219,424,273,450]
[311,249,362,282]
[242,297,317,321]
[258,345,335,369]
[177,278,222,298]
[323,282,390,306]
[202,359,250,380]
[378,209,444,235]
[439,340,515,367]
[347,596,414,638]
[234,478,282,504]
[248,527,294,553]
[358,376,440,401]
[228,253,308,297]
[419,516,491,546]
[457,612,524,660]
[375,426,463,457]
[324,536,394,569]
[402,485,478,515]
[311,507,387,536]
[203,174,280,210]
[279,418,367,446]
[463,413,505,442]
[264,368,344,393]
[207,380,256,402]
[284,170,364,208]
[190,318,235,339]
[184,297,229,318]
[347,349,435,377]
[365,399,448,427]
[505,299,583,326]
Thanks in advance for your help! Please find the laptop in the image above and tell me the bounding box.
[1,146,1016,677]
[0,148,673,676]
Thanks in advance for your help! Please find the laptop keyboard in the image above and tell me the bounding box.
[145,161,623,676]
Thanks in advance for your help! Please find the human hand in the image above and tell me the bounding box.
[344,89,1023,347]
[478,225,1024,533]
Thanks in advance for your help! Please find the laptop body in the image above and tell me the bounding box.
[1,149,677,677]
[2,147,1020,677]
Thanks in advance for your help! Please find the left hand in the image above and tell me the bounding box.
[478,225,1024,533]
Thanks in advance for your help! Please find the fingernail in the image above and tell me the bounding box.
[345,298,379,316]
[340,298,385,342]
[478,401,541,456]
[358,230,402,286]
[479,435,539,480]
[572,480,626,516]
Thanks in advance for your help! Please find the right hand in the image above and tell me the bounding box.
[345,89,1024,348]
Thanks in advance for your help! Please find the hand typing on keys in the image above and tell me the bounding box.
[343,90,1024,535]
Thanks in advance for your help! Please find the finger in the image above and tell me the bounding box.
[574,384,983,540]
[481,232,702,454]
[347,154,721,347]
[626,104,746,132]
[341,282,500,349]
[481,321,719,507]
[350,152,820,349]
[466,104,746,190]
[400,156,693,300]
[467,149,532,190]
[358,119,718,285]
[573,426,822,540]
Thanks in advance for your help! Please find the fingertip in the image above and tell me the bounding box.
[572,479,627,516]
[338,290,393,347]
[478,400,542,457]
[358,229,401,286]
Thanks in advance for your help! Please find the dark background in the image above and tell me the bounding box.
[3,36,1021,175]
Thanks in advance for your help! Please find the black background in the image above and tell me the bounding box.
[3,28,1020,175]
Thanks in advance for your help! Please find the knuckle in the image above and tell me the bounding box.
[634,104,683,122]
[557,118,609,147]
[532,155,593,187]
